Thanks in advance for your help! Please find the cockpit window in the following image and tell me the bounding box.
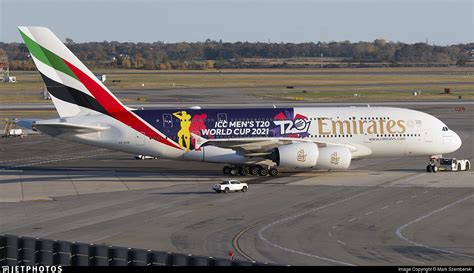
[442,126,449,131]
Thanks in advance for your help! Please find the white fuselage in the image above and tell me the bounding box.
[37,106,462,167]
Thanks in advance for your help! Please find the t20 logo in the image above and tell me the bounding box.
[273,119,311,135]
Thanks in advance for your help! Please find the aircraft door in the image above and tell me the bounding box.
[191,130,201,149]
[163,114,173,129]
[423,128,432,142]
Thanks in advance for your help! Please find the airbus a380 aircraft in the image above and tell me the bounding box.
[17,26,462,176]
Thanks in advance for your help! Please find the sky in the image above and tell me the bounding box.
[1,0,472,45]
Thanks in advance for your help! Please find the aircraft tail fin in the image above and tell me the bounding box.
[18,26,130,118]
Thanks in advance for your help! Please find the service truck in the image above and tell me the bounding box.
[427,158,470,172]
[213,180,248,193]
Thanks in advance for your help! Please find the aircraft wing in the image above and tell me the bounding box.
[192,134,358,157]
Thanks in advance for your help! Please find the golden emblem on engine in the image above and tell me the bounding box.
[330,152,340,165]
[297,149,307,162]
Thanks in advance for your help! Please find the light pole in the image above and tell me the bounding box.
[320,53,323,69]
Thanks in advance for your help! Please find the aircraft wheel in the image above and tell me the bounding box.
[426,165,432,172]
[240,167,250,176]
[250,166,260,176]
[258,168,268,176]
[269,168,279,177]
[230,168,239,176]
[431,165,438,173]
[223,166,231,175]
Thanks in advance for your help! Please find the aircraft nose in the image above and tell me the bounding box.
[453,132,462,151]
[442,130,462,154]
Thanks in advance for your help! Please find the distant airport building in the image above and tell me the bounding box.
[0,54,10,82]
[3,76,16,83]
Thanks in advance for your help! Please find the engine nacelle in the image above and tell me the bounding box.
[272,142,319,168]
[316,146,352,170]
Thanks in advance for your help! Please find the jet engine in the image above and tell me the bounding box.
[269,143,352,169]
[315,146,352,170]
[270,142,318,168]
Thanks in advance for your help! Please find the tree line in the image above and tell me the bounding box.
[1,39,472,70]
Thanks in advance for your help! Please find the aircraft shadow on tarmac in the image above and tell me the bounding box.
[1,166,221,175]
[1,165,431,178]
[385,168,426,172]
[0,166,225,185]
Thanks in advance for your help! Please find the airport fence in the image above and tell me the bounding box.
[0,234,272,266]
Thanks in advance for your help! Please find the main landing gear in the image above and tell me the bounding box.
[426,156,439,173]
[223,165,279,177]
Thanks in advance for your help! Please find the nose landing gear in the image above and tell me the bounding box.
[427,155,440,173]
[426,164,438,173]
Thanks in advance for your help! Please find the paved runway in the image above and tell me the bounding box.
[0,103,472,265]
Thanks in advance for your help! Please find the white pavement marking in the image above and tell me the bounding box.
[381,205,390,210]
[347,217,357,222]
[365,211,373,216]
[0,149,109,165]
[0,156,45,163]
[396,200,404,204]
[257,189,380,266]
[395,194,474,259]
[337,240,346,246]
[382,173,427,187]
[10,152,117,168]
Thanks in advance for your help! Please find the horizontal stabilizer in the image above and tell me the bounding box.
[14,119,37,130]
[34,121,109,136]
